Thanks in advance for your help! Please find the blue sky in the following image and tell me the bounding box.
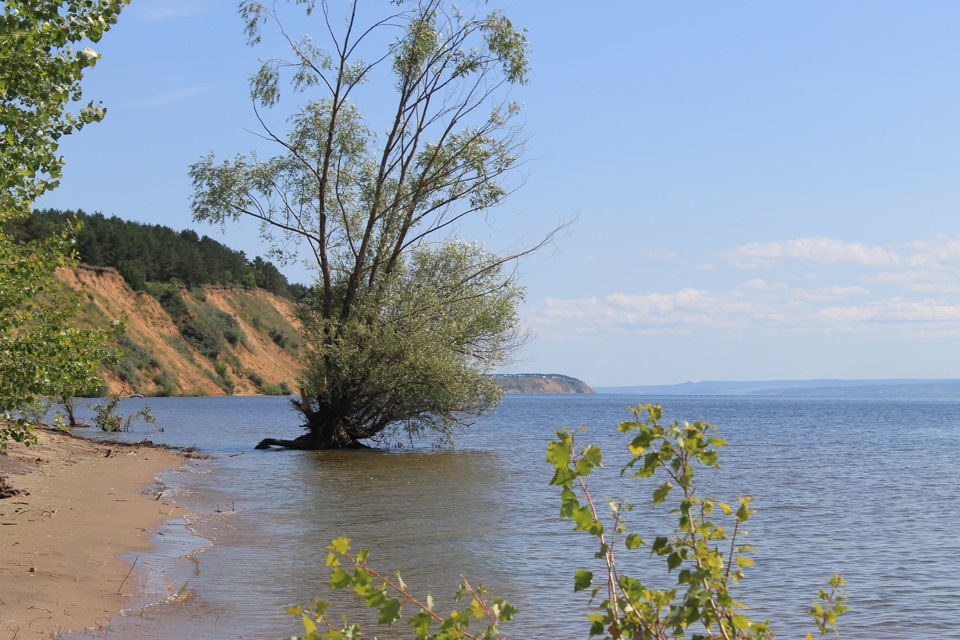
[38,1,960,387]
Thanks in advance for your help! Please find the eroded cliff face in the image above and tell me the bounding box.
[59,266,302,396]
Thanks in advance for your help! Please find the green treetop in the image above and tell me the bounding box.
[192,0,551,450]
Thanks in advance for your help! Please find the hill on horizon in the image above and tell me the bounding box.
[492,374,593,394]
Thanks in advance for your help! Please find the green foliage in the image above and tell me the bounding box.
[152,286,247,362]
[182,318,223,360]
[192,0,536,449]
[10,209,299,296]
[117,259,146,291]
[0,1,130,209]
[297,242,522,447]
[155,286,190,321]
[546,404,847,639]
[90,395,159,432]
[806,574,848,640]
[16,397,51,426]
[212,308,244,346]
[259,381,293,396]
[286,538,516,640]
[110,334,161,386]
[153,376,179,397]
[210,362,235,395]
[0,221,119,445]
[269,326,290,348]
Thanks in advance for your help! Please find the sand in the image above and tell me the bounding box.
[0,427,187,639]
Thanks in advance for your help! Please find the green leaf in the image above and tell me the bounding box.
[651,536,671,555]
[329,537,350,554]
[378,598,403,625]
[652,481,673,505]
[573,570,593,592]
[581,444,602,467]
[329,568,351,590]
[497,600,519,621]
[625,532,645,550]
[546,435,573,468]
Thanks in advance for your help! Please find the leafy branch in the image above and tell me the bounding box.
[287,537,517,640]
[546,403,847,640]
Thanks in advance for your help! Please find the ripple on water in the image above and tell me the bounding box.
[62,394,960,639]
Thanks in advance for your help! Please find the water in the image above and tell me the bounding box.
[63,394,960,639]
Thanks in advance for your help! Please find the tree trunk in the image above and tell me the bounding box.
[254,431,370,450]
[255,399,369,450]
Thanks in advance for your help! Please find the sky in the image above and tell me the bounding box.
[36,1,960,388]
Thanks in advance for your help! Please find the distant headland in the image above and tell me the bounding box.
[492,374,594,394]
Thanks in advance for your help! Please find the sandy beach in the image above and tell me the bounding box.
[0,427,187,639]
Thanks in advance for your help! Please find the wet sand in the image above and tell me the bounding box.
[0,427,186,639]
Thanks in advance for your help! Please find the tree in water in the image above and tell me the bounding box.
[191,0,544,449]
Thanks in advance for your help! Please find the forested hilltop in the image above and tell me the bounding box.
[3,209,306,397]
[11,209,307,298]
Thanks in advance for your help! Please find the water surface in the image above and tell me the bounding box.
[66,394,960,638]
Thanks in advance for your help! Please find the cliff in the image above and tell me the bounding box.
[492,374,593,394]
[59,266,302,396]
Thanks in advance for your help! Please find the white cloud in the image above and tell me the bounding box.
[527,232,960,345]
[905,235,960,267]
[867,269,960,293]
[805,285,871,300]
[527,281,960,341]
[727,237,901,268]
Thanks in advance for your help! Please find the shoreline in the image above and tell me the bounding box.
[0,427,189,639]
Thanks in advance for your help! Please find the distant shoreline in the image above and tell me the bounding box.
[594,379,960,398]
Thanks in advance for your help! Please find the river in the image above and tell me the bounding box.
[65,394,960,638]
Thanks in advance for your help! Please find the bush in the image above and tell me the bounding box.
[90,396,160,432]
[155,287,189,322]
[268,326,288,348]
[110,334,160,387]
[153,375,178,397]
[210,363,235,395]
[260,381,293,396]
[181,319,222,360]
[211,308,244,346]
